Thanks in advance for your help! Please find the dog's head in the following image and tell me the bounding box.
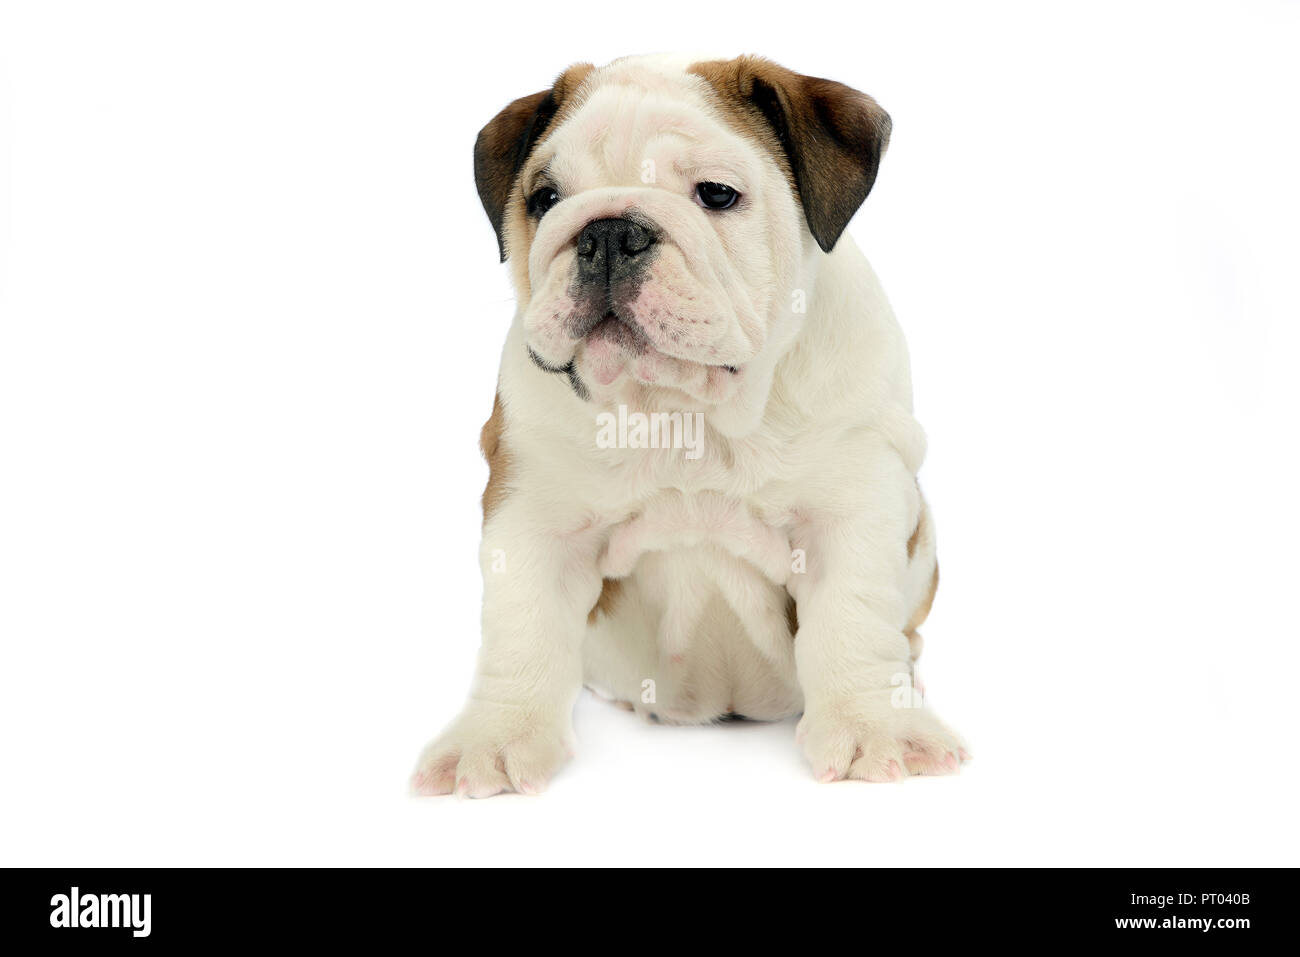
[475,54,891,413]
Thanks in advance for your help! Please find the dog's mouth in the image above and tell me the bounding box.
[578,309,741,387]
[526,303,744,404]
[586,310,649,353]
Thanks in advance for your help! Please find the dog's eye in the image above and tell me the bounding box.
[695,182,740,210]
[527,186,561,218]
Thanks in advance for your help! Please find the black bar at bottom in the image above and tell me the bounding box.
[0,867,1284,945]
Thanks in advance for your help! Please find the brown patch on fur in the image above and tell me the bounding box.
[785,593,799,636]
[473,63,594,261]
[688,56,891,253]
[479,392,511,522]
[907,496,929,561]
[587,578,623,625]
[687,60,792,184]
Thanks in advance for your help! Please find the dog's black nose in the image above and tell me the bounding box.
[575,217,656,285]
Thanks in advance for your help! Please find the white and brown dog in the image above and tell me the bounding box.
[413,54,966,797]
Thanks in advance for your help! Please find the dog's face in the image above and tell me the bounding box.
[474,55,892,411]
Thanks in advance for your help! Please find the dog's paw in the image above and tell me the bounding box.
[411,706,573,799]
[796,692,968,783]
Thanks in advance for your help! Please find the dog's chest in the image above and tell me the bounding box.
[598,490,793,584]
[596,490,796,661]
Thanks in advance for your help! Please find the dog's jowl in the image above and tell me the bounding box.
[413,54,967,797]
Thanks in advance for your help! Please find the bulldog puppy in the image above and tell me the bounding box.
[413,54,966,797]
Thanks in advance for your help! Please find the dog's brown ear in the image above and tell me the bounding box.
[690,56,891,252]
[474,64,593,261]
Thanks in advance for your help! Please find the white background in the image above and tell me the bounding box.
[2,1,1298,867]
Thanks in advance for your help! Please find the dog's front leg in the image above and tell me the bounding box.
[413,497,603,798]
[790,442,966,783]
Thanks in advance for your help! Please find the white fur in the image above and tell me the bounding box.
[413,55,964,797]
